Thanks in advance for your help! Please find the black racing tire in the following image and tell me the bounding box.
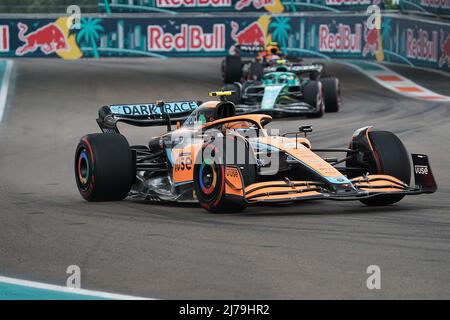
[221,83,241,105]
[303,81,324,118]
[75,133,134,201]
[321,77,341,113]
[222,56,242,83]
[194,136,256,213]
[360,131,411,206]
[249,61,264,81]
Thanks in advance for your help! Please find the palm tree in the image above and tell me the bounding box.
[269,17,292,49]
[103,0,112,15]
[77,18,104,59]
[381,17,392,51]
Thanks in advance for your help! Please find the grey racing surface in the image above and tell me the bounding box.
[0,58,449,299]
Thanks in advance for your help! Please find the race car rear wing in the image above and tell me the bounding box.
[237,44,265,52]
[96,101,200,134]
[264,64,323,74]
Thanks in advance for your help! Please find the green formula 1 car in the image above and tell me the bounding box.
[222,62,341,118]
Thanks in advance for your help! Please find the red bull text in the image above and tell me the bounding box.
[319,24,362,53]
[407,28,438,62]
[147,24,225,52]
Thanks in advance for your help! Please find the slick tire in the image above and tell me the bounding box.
[360,131,411,206]
[303,81,324,118]
[249,61,264,81]
[75,133,134,201]
[222,56,242,83]
[194,136,256,213]
[321,77,341,113]
[221,83,241,105]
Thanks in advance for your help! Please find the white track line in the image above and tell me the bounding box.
[0,276,152,300]
[343,61,450,102]
[0,60,13,122]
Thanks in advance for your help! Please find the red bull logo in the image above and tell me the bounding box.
[420,0,450,9]
[362,24,380,57]
[16,22,68,56]
[0,25,9,52]
[156,0,232,8]
[406,28,438,62]
[235,0,275,10]
[231,21,265,46]
[319,24,362,53]
[325,0,382,5]
[325,0,372,4]
[439,31,450,67]
[148,24,225,52]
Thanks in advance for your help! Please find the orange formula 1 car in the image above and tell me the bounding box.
[75,92,437,213]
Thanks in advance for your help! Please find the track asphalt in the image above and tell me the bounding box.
[0,58,449,299]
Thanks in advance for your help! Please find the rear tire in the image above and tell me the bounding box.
[360,131,411,206]
[321,77,341,113]
[75,133,134,201]
[249,61,264,81]
[303,81,324,118]
[222,56,242,83]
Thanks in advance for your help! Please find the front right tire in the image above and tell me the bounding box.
[360,131,411,206]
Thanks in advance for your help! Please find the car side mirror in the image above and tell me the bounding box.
[299,125,312,137]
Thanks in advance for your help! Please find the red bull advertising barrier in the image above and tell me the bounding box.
[0,14,448,72]
[400,0,450,18]
[99,0,384,13]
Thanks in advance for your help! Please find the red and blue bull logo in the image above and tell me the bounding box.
[325,0,380,5]
[0,25,8,52]
[156,0,232,8]
[231,21,265,46]
[235,0,275,10]
[16,22,69,56]
[439,30,450,67]
[362,24,380,57]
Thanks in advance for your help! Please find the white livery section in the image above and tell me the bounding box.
[110,101,199,116]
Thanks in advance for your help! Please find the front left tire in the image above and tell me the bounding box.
[303,81,324,118]
[359,131,411,206]
[193,135,256,213]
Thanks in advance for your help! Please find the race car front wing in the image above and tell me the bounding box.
[232,154,437,205]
